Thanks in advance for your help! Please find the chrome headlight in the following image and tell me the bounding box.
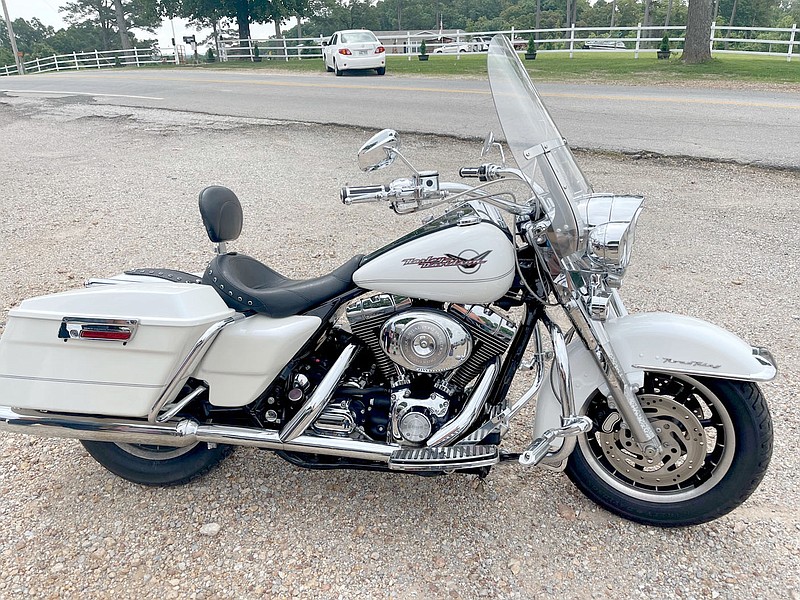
[579,194,644,276]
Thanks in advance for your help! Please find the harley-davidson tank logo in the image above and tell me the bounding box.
[402,249,492,274]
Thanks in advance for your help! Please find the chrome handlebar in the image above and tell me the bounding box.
[341,164,535,216]
[339,184,391,204]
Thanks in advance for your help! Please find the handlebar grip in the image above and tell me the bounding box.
[340,184,390,204]
[459,167,481,178]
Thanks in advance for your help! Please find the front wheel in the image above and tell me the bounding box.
[81,440,234,486]
[565,373,772,527]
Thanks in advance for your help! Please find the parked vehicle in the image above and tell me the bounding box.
[433,41,473,54]
[583,39,627,50]
[0,35,775,527]
[323,29,386,76]
[470,36,493,52]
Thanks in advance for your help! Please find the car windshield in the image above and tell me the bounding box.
[487,34,592,258]
[341,32,377,44]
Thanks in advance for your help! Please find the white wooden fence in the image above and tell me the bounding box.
[1,23,796,76]
[0,46,172,76]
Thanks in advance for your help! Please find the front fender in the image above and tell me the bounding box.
[532,312,776,441]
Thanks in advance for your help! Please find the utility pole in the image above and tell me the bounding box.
[1,0,24,75]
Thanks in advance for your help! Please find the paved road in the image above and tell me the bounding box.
[2,69,799,168]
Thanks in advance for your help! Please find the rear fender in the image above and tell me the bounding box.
[532,312,776,443]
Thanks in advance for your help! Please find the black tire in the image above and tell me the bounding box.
[334,59,342,76]
[376,66,386,75]
[81,440,234,486]
[565,373,772,527]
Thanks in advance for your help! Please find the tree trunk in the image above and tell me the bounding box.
[642,0,653,47]
[610,0,617,28]
[565,0,572,28]
[235,0,252,45]
[571,0,578,28]
[683,0,713,63]
[665,0,674,29]
[94,0,109,51]
[396,0,402,30]
[535,0,541,38]
[112,0,131,50]
[724,0,738,50]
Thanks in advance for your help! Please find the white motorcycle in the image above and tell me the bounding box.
[0,36,775,527]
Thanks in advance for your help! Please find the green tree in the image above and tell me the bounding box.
[61,0,161,51]
[0,17,54,55]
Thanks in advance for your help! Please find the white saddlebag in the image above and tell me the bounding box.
[0,284,233,417]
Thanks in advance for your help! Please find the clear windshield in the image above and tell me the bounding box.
[488,35,592,258]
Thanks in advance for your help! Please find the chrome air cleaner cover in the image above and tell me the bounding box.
[380,310,472,373]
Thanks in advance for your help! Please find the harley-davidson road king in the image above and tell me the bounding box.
[0,36,775,527]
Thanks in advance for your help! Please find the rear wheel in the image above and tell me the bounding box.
[81,440,234,486]
[565,373,772,527]
[376,66,386,75]
[334,59,342,76]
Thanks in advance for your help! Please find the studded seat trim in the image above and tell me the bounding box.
[203,253,364,318]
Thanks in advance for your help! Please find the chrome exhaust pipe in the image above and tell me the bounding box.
[0,405,395,463]
[426,358,499,447]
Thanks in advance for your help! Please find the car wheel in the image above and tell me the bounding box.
[334,58,342,76]
[376,66,386,75]
[326,58,333,72]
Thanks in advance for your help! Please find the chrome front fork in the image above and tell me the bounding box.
[564,296,662,457]
[519,293,661,468]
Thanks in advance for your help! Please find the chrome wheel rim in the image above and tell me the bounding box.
[579,373,736,503]
[114,442,197,460]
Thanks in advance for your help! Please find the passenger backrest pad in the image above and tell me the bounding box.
[198,185,243,243]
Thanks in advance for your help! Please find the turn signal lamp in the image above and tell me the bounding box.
[339,48,352,55]
[375,46,386,54]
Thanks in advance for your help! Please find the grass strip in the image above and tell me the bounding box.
[182,52,800,85]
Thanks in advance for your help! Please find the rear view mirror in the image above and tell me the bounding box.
[358,129,400,172]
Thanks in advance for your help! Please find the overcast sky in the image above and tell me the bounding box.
[3,0,284,48]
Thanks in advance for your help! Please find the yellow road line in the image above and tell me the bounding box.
[5,72,800,110]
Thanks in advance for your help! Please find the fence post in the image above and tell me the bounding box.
[95,49,100,69]
[283,37,288,61]
[569,24,575,58]
[54,54,59,71]
[634,22,641,59]
[73,51,79,70]
[135,47,140,67]
[407,32,411,61]
[710,22,716,55]
[788,24,796,62]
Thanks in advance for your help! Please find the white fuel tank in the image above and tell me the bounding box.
[353,221,515,304]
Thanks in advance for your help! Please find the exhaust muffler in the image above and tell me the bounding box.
[0,405,394,462]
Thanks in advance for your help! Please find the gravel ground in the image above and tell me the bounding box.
[0,94,798,600]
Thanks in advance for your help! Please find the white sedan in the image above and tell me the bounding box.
[323,30,386,76]
[433,41,472,54]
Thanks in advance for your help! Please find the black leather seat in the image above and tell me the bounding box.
[204,253,363,317]
[198,185,362,318]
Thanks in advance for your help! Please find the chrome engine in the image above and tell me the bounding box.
[343,293,516,445]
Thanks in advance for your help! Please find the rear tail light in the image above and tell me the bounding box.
[375,46,385,54]
[339,48,352,56]
[59,317,138,343]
